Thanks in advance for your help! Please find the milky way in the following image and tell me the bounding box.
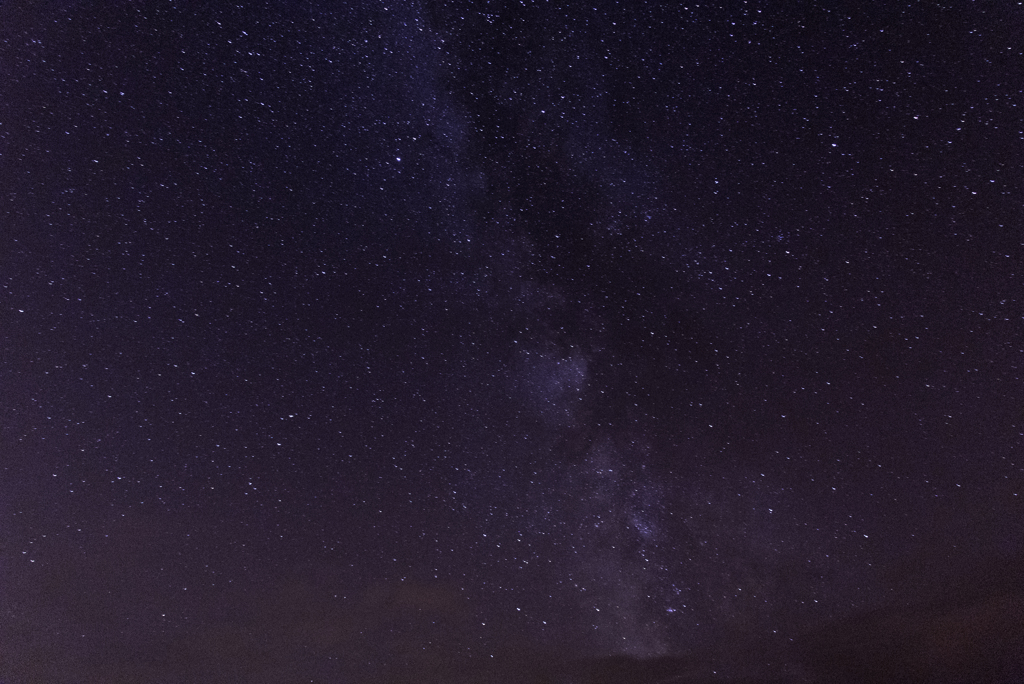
[2,1,1022,682]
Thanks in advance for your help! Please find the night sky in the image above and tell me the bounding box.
[2,1,1023,682]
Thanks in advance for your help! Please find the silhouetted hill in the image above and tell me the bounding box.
[794,589,1024,684]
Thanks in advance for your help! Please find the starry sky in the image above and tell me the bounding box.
[2,1,1023,682]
